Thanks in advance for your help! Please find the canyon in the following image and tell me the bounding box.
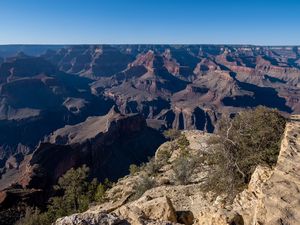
[0,45,300,224]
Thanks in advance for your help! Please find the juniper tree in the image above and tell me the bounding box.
[203,106,286,200]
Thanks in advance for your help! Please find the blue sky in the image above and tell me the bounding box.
[0,0,299,45]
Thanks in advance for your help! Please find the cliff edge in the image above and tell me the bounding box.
[55,115,300,225]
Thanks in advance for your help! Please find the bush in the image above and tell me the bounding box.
[143,157,162,175]
[129,164,139,175]
[131,175,156,200]
[156,148,172,165]
[88,178,99,200]
[103,178,113,189]
[15,166,113,225]
[172,153,196,185]
[54,165,91,213]
[94,183,106,202]
[177,134,190,152]
[163,129,181,140]
[15,208,50,225]
[94,178,113,202]
[203,106,286,200]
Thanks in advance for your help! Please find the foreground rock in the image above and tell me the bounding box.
[252,115,300,224]
[55,212,129,225]
[196,115,300,225]
[54,131,212,225]
[55,116,300,225]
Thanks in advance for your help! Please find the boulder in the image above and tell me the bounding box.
[115,196,177,224]
[55,212,129,225]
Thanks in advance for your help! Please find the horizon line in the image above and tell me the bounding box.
[0,43,300,47]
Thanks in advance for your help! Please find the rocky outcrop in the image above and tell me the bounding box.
[55,116,300,225]
[55,196,180,225]
[113,196,178,225]
[196,115,300,225]
[55,212,130,225]
[54,131,212,225]
[251,115,300,224]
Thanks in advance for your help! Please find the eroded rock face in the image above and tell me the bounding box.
[59,45,300,133]
[256,115,300,224]
[195,165,273,225]
[0,108,165,191]
[1,45,300,224]
[0,52,114,177]
[196,115,300,225]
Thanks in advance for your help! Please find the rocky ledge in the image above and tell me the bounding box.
[55,115,300,225]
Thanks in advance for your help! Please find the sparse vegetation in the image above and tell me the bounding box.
[129,133,195,187]
[129,164,140,175]
[172,153,196,185]
[163,129,181,141]
[131,175,156,200]
[156,147,172,165]
[15,207,50,225]
[177,133,190,152]
[142,157,162,175]
[94,178,112,203]
[125,107,285,203]
[171,134,199,185]
[202,106,286,200]
[15,165,113,225]
[94,183,106,202]
[54,165,91,212]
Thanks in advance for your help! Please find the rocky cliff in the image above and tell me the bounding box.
[55,115,300,225]
[0,107,165,191]
[0,109,165,224]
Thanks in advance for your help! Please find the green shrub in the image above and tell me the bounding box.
[163,129,181,140]
[55,165,90,213]
[177,134,190,152]
[172,153,196,185]
[15,208,50,225]
[15,166,113,225]
[129,164,140,175]
[156,148,172,165]
[103,178,113,189]
[131,175,156,200]
[94,183,106,202]
[143,157,162,175]
[93,178,112,203]
[203,106,286,200]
